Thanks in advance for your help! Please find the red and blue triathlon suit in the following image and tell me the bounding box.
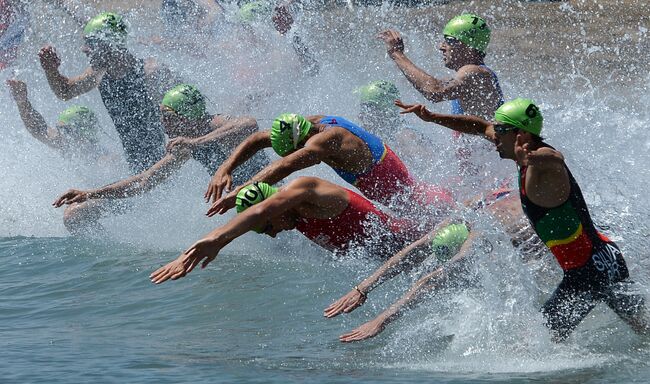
[295,189,422,257]
[319,116,453,212]
[519,158,646,340]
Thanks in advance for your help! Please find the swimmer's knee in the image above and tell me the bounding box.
[63,203,101,235]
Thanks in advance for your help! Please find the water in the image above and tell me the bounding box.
[1,0,650,382]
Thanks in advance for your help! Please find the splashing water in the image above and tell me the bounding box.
[1,0,649,382]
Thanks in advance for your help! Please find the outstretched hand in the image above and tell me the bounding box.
[395,100,436,122]
[204,169,233,204]
[377,29,404,56]
[206,189,239,217]
[272,3,294,35]
[339,317,386,343]
[53,189,90,208]
[166,136,197,154]
[6,79,27,100]
[323,288,366,318]
[38,45,61,71]
[150,237,220,284]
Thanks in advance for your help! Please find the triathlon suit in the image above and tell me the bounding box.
[190,115,270,185]
[319,116,453,210]
[98,59,165,173]
[450,65,504,177]
[518,158,645,340]
[295,189,421,256]
[449,65,503,115]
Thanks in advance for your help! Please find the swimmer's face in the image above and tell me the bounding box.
[262,213,296,238]
[160,105,193,137]
[82,37,116,70]
[439,36,471,70]
[493,124,518,159]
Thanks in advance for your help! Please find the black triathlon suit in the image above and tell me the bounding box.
[99,59,165,173]
[518,153,645,340]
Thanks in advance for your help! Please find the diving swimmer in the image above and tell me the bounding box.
[150,177,424,284]
[206,113,453,221]
[6,79,108,162]
[53,84,269,233]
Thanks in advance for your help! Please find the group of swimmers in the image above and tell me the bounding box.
[7,6,650,344]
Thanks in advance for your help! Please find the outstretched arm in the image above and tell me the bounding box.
[206,142,327,216]
[53,151,190,207]
[324,219,456,318]
[39,46,103,101]
[6,79,60,150]
[339,231,479,342]
[205,130,272,203]
[396,100,496,142]
[151,180,311,284]
[377,30,458,103]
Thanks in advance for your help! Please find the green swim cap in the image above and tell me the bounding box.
[270,113,312,156]
[494,98,543,136]
[442,14,490,54]
[238,1,273,23]
[57,105,99,142]
[357,80,400,111]
[431,223,470,263]
[83,12,127,44]
[161,84,207,120]
[236,182,278,213]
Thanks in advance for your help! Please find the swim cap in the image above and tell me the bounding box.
[431,223,470,263]
[270,113,312,156]
[238,1,273,23]
[83,12,127,45]
[357,80,400,111]
[442,14,490,54]
[57,105,99,142]
[161,84,207,120]
[494,98,543,136]
[236,182,278,213]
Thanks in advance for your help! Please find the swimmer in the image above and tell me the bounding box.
[150,177,424,284]
[356,80,435,169]
[399,98,650,341]
[206,113,454,221]
[326,188,546,342]
[237,0,319,77]
[53,84,269,234]
[378,14,504,177]
[38,12,182,173]
[6,79,109,162]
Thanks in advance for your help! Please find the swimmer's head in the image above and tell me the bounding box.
[57,105,99,144]
[236,182,280,234]
[430,223,470,263]
[494,98,543,136]
[270,113,312,156]
[83,12,127,46]
[442,14,490,54]
[238,1,273,24]
[161,84,207,120]
[357,80,400,111]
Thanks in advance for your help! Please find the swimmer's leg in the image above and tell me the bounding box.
[541,278,598,342]
[604,280,650,336]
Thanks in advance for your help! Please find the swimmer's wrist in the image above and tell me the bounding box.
[354,285,367,297]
